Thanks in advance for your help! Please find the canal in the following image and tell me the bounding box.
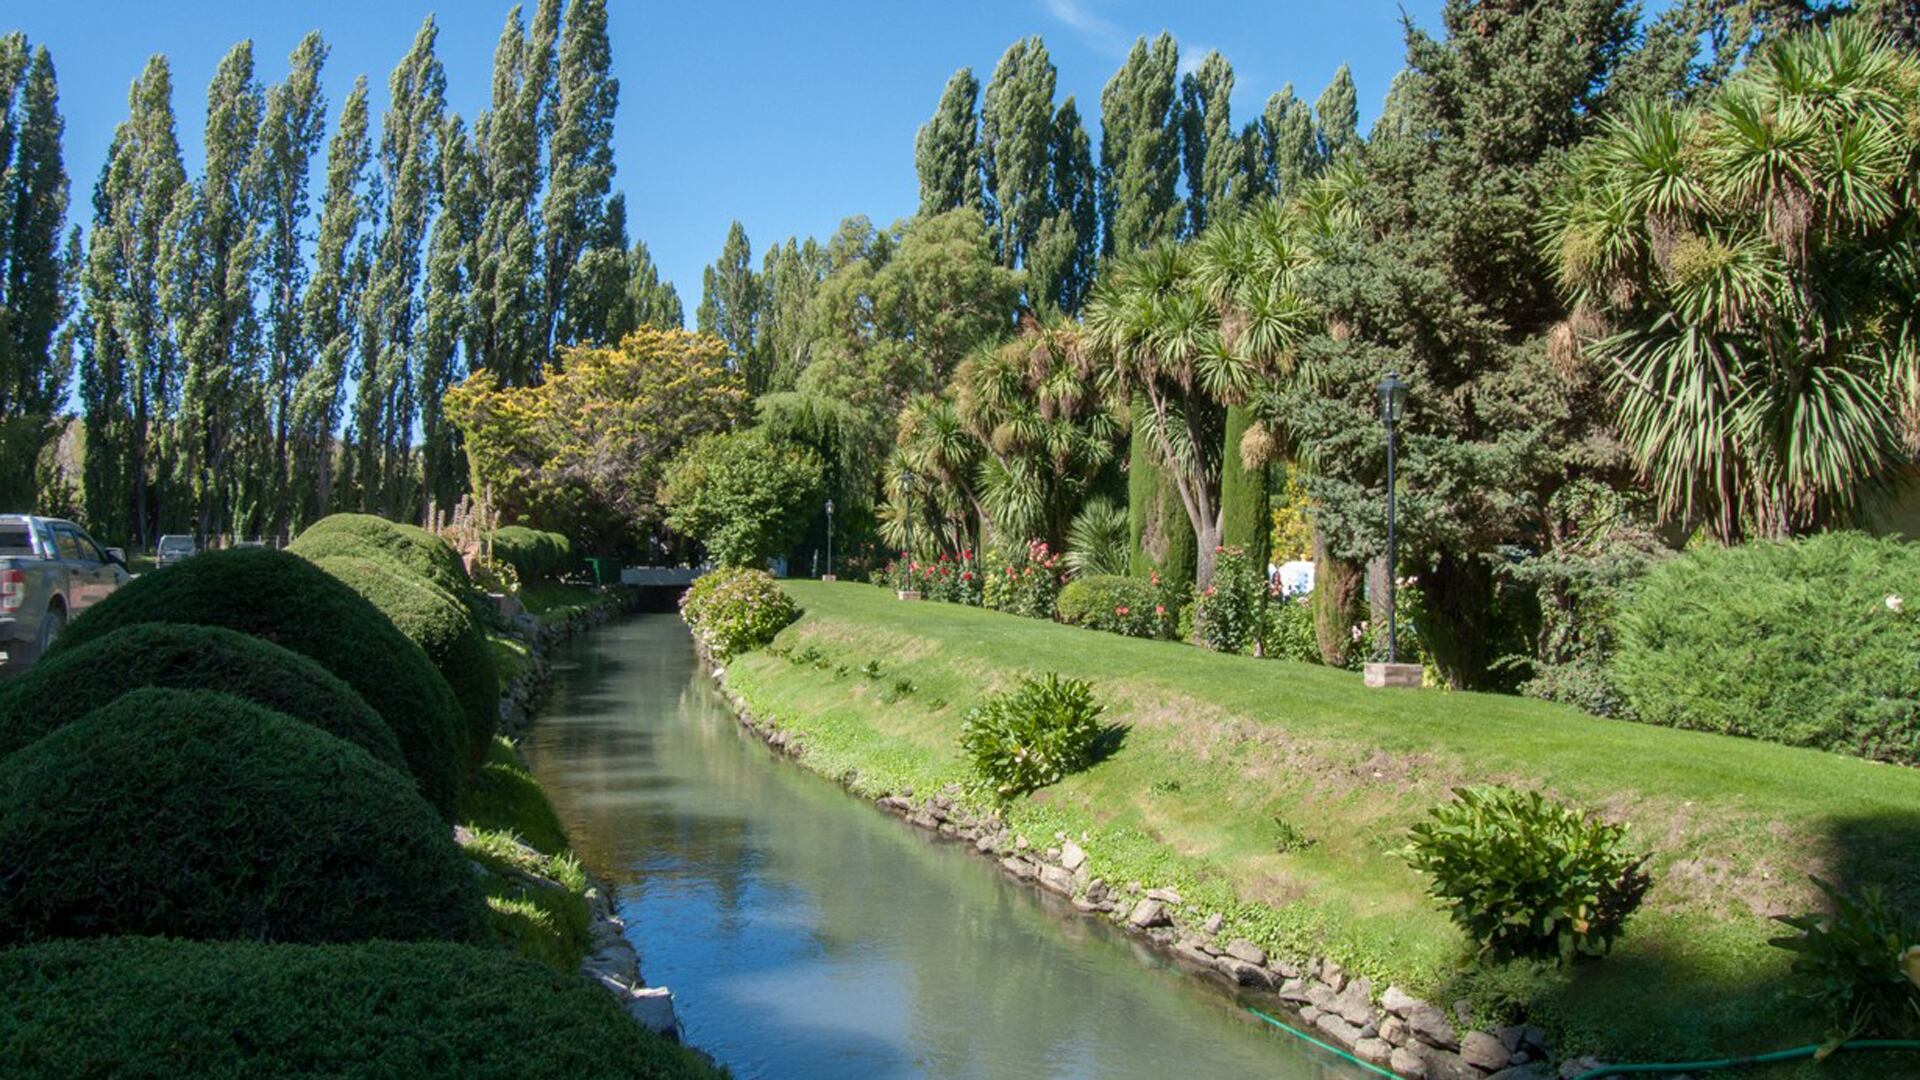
[522,614,1369,1079]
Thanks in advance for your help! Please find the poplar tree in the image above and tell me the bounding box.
[758,236,825,392]
[252,33,328,533]
[1180,50,1241,235]
[1315,64,1359,160]
[557,189,632,347]
[0,40,72,508]
[82,56,186,547]
[914,67,981,217]
[1261,86,1319,198]
[357,17,444,516]
[541,0,618,373]
[1098,33,1182,256]
[1026,96,1096,314]
[471,4,546,387]
[696,220,762,390]
[292,76,371,525]
[979,36,1056,270]
[419,116,477,513]
[624,238,683,332]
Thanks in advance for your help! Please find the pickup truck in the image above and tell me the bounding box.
[0,515,130,675]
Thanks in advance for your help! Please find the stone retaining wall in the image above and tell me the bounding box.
[703,650,1624,1080]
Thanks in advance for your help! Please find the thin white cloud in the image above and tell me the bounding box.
[1043,0,1129,57]
[1178,43,1213,77]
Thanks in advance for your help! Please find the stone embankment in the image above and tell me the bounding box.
[708,656,1622,1080]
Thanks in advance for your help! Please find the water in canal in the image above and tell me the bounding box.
[522,615,1369,1080]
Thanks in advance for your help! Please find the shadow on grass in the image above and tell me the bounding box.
[1089,722,1130,766]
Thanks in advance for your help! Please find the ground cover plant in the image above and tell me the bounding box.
[722,581,1920,1070]
[47,547,465,817]
[0,689,487,947]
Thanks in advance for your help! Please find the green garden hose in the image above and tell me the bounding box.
[1246,1007,1920,1080]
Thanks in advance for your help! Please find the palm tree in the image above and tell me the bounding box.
[1542,22,1920,540]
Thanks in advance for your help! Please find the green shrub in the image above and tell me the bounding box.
[1614,531,1920,763]
[680,566,798,658]
[959,672,1107,798]
[0,937,718,1078]
[1260,596,1321,663]
[1056,574,1170,638]
[0,622,403,771]
[1770,877,1920,1044]
[0,689,487,946]
[1194,544,1265,653]
[982,539,1065,619]
[493,525,574,582]
[290,512,471,598]
[310,554,496,766]
[1403,786,1651,963]
[50,547,463,817]
[460,735,572,856]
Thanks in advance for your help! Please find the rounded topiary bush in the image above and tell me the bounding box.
[0,622,403,770]
[289,512,471,598]
[679,566,797,658]
[309,554,496,763]
[0,688,488,947]
[1614,531,1920,764]
[1056,574,1169,638]
[50,547,463,816]
[493,524,573,582]
[0,938,717,1079]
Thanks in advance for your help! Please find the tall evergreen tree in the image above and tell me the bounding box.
[293,76,371,526]
[540,0,618,375]
[252,32,328,534]
[82,55,186,547]
[2,41,70,421]
[915,67,982,217]
[979,36,1057,271]
[1314,63,1359,160]
[1180,50,1242,235]
[696,220,762,391]
[1098,33,1183,256]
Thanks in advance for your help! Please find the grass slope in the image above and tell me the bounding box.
[726,580,1920,1071]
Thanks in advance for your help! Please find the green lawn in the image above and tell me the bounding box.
[724,580,1920,1072]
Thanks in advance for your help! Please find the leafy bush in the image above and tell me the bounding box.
[0,937,718,1078]
[1194,544,1265,653]
[982,539,1065,619]
[1261,596,1321,663]
[50,547,463,817]
[1614,532,1920,763]
[0,622,403,772]
[289,512,471,598]
[1770,876,1920,1044]
[0,689,487,947]
[680,566,798,658]
[1065,497,1130,578]
[459,735,572,856]
[1403,786,1651,963]
[919,550,984,605]
[959,673,1107,798]
[1056,574,1170,638]
[492,525,575,582]
[309,554,496,766]
[660,427,824,568]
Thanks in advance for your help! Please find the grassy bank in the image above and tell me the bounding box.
[723,580,1920,1071]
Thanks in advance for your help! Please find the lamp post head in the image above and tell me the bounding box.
[1378,371,1409,427]
[826,498,834,516]
[900,469,917,494]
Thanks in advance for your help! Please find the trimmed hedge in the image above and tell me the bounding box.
[50,547,463,817]
[309,554,496,764]
[1056,574,1169,639]
[0,689,488,946]
[494,525,574,582]
[0,622,404,771]
[1614,531,1920,764]
[290,512,471,598]
[0,937,717,1078]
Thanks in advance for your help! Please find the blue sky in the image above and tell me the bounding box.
[12,1,1443,316]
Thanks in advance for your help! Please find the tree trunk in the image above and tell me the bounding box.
[1416,550,1496,690]
[1313,528,1363,666]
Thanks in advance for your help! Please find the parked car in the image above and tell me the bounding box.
[0,515,130,675]
[156,534,198,566]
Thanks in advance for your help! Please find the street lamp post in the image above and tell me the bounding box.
[1369,371,1414,687]
[823,498,835,581]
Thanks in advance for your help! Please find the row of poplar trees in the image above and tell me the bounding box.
[2,0,685,550]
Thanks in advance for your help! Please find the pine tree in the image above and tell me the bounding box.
[292,76,370,525]
[252,32,328,534]
[915,67,981,217]
[1180,50,1241,235]
[1315,64,1359,161]
[82,55,186,547]
[979,36,1057,270]
[541,0,618,374]
[1099,33,1182,256]
[696,220,762,390]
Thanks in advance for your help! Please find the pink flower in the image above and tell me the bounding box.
[1154,604,1166,616]
[1115,605,1130,616]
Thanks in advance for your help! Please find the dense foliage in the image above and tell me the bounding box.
[0,688,488,947]
[289,513,472,598]
[1613,531,1920,763]
[1770,877,1920,1044]
[492,525,574,582]
[662,427,824,567]
[0,622,402,770]
[1193,544,1265,653]
[1404,786,1652,963]
[958,672,1108,798]
[981,538,1066,619]
[49,547,463,817]
[1055,574,1170,638]
[679,566,798,658]
[0,937,718,1078]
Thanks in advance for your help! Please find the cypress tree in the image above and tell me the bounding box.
[541,0,618,374]
[1179,50,1241,235]
[1098,33,1182,256]
[292,76,370,525]
[979,36,1057,270]
[915,67,981,217]
[696,220,761,390]
[1315,64,1359,160]
[2,42,70,423]
[252,33,329,534]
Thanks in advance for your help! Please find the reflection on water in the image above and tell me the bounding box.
[523,615,1367,1080]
